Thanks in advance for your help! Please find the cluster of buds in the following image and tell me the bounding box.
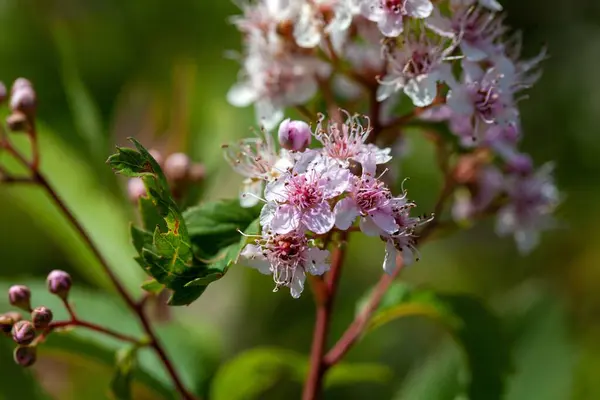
[225,112,431,298]
[227,0,559,254]
[127,150,206,203]
[1,270,72,367]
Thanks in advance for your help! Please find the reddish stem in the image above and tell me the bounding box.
[302,232,348,400]
[324,256,403,367]
[48,319,141,344]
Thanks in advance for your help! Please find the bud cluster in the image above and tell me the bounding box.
[1,270,72,367]
[227,0,559,254]
[127,150,206,203]
[225,113,430,298]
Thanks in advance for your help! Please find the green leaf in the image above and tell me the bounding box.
[210,347,392,400]
[140,279,165,294]
[111,345,138,400]
[362,283,511,400]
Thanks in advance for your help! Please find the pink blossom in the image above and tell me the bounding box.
[262,152,350,234]
[359,0,434,37]
[240,231,330,298]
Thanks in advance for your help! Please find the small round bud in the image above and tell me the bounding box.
[10,79,36,116]
[0,81,7,103]
[8,285,31,311]
[127,177,147,203]
[149,149,163,166]
[164,153,190,182]
[6,112,30,132]
[189,163,206,182]
[0,312,22,336]
[46,270,72,299]
[11,320,36,345]
[14,346,37,367]
[31,306,53,330]
[278,118,311,152]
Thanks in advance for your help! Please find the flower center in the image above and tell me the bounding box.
[384,0,406,14]
[404,50,433,78]
[355,178,390,213]
[474,85,501,122]
[287,174,324,209]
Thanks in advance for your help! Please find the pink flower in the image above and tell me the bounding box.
[359,0,434,37]
[240,231,330,298]
[314,111,392,166]
[334,156,401,234]
[262,152,350,234]
[381,199,433,273]
[278,118,312,151]
[496,163,559,254]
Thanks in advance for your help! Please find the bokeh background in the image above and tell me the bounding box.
[0,0,598,399]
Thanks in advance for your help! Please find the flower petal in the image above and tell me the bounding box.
[334,197,360,230]
[306,247,330,276]
[302,202,335,234]
[289,268,306,298]
[370,210,400,235]
[240,179,263,208]
[405,0,433,19]
[272,204,301,234]
[240,245,272,275]
[383,240,397,274]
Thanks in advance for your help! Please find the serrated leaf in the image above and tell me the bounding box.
[361,283,511,400]
[140,279,165,294]
[210,347,391,400]
[110,345,138,400]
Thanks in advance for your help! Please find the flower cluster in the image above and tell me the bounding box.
[226,113,430,297]
[227,0,559,255]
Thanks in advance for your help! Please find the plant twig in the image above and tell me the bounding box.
[324,255,403,367]
[302,231,348,400]
[47,319,142,344]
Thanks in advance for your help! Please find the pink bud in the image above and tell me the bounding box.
[31,306,53,330]
[278,119,311,151]
[14,346,37,367]
[127,177,147,203]
[12,320,35,345]
[164,153,190,182]
[149,149,163,166]
[0,312,21,336]
[10,78,36,116]
[8,285,31,311]
[47,270,72,300]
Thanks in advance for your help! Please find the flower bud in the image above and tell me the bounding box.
[11,320,36,345]
[0,312,22,336]
[189,163,206,182]
[10,78,36,116]
[14,346,37,367]
[0,81,6,103]
[8,285,31,311]
[149,149,163,166]
[31,306,53,329]
[164,153,190,182]
[46,270,72,299]
[127,177,147,203]
[278,119,311,152]
[6,111,30,132]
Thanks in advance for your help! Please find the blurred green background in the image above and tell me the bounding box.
[0,0,598,399]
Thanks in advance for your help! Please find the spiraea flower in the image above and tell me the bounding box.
[359,0,434,37]
[382,198,432,272]
[427,5,505,62]
[223,127,293,207]
[227,32,329,130]
[446,60,519,143]
[334,155,401,235]
[294,0,356,48]
[452,165,503,221]
[240,230,330,298]
[377,30,456,106]
[450,0,503,12]
[496,163,559,254]
[262,152,350,234]
[314,111,392,166]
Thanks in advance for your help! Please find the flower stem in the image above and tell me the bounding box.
[48,319,142,344]
[302,231,348,400]
[1,136,197,400]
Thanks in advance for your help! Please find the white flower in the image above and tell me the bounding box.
[240,231,330,298]
[293,0,357,48]
[359,0,434,37]
[377,30,457,107]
